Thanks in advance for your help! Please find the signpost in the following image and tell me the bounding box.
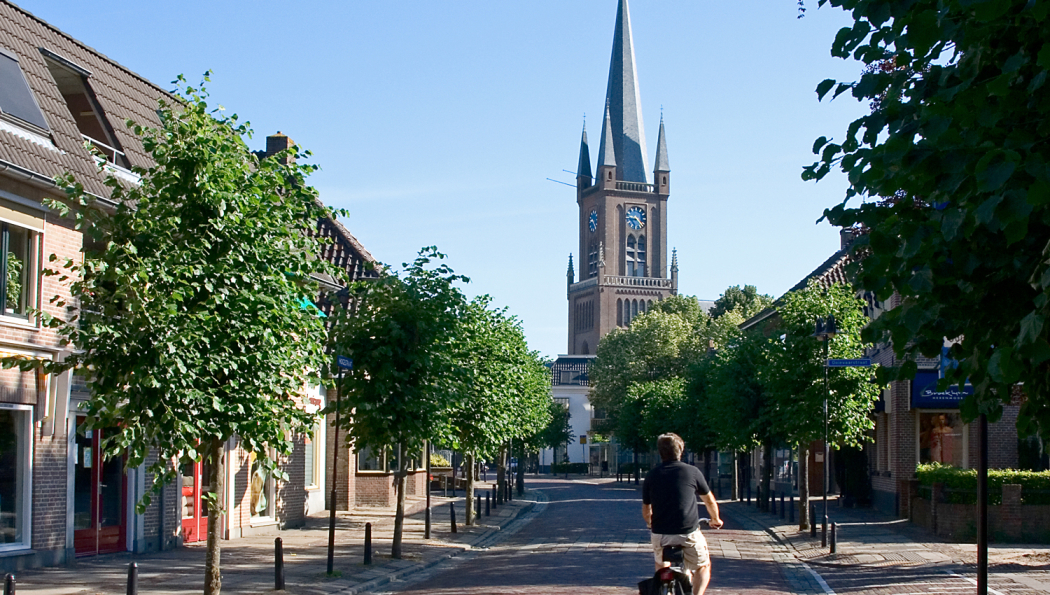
[826,358,871,368]
[327,356,352,576]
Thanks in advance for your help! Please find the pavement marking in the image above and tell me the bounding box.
[801,562,837,595]
[944,571,1007,595]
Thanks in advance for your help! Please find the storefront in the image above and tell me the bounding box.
[912,371,971,468]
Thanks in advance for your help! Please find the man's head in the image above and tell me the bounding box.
[657,433,685,462]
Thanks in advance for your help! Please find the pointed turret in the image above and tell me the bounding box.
[603,0,649,183]
[670,248,679,293]
[577,122,593,189]
[654,114,670,194]
[597,102,617,189]
[567,254,575,289]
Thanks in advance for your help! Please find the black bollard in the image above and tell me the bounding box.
[491,487,497,509]
[830,522,837,554]
[810,503,817,537]
[450,502,457,534]
[789,495,795,524]
[4,573,12,595]
[126,562,138,595]
[781,493,786,519]
[476,494,481,519]
[364,522,373,565]
[275,537,285,591]
[486,492,491,516]
[747,483,752,505]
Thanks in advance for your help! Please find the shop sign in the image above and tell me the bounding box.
[911,370,973,409]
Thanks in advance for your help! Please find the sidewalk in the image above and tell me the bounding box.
[725,495,1050,570]
[10,488,541,595]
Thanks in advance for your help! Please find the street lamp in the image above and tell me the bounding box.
[813,314,837,549]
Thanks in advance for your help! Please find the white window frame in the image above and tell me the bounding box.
[0,403,33,552]
[304,423,321,490]
[0,194,43,329]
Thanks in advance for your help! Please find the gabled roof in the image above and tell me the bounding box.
[0,1,171,198]
[740,247,853,331]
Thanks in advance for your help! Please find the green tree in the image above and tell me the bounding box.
[709,285,774,320]
[7,77,336,595]
[762,282,881,527]
[327,247,468,558]
[448,296,550,524]
[805,0,1050,437]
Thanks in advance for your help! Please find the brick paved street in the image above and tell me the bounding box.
[374,477,798,595]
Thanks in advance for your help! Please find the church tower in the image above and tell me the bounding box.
[566,0,676,355]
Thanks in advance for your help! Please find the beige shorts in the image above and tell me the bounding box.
[651,527,710,571]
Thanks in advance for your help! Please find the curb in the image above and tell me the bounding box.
[342,490,547,595]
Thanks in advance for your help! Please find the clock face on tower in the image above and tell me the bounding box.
[588,210,598,232]
[625,206,647,230]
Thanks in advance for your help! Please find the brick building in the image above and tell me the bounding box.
[740,231,1022,517]
[0,3,392,572]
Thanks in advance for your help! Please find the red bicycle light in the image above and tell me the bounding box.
[658,567,675,582]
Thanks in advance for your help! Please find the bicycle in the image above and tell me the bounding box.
[642,518,711,595]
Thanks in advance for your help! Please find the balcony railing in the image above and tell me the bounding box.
[602,275,673,289]
[615,181,656,193]
[83,134,126,166]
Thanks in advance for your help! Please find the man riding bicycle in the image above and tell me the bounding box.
[642,433,723,595]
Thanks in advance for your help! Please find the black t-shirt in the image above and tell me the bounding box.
[642,461,710,535]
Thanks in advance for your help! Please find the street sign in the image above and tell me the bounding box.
[336,355,353,370]
[826,358,871,367]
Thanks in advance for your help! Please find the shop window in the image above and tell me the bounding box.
[0,49,48,132]
[249,451,275,519]
[918,412,966,467]
[0,406,30,550]
[357,444,383,471]
[42,51,130,169]
[304,423,321,489]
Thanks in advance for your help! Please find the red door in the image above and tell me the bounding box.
[73,419,127,556]
[181,456,211,543]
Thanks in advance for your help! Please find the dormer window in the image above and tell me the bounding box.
[42,50,130,169]
[0,48,49,133]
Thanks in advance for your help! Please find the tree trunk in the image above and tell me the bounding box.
[732,451,740,501]
[515,442,525,496]
[762,440,773,512]
[497,444,507,502]
[391,451,408,559]
[465,452,475,526]
[204,439,225,595]
[798,443,810,531]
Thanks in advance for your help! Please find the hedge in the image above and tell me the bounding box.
[552,462,589,474]
[915,463,1050,505]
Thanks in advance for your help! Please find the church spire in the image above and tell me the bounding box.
[598,102,617,169]
[567,253,575,287]
[577,121,593,187]
[654,114,669,172]
[603,0,649,183]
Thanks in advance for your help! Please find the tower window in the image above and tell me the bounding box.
[587,241,599,278]
[617,299,623,326]
[42,52,130,169]
[626,235,637,277]
[662,175,667,185]
[636,235,647,277]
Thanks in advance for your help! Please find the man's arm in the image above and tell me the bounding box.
[642,503,652,528]
[699,492,723,529]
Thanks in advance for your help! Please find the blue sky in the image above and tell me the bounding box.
[20,1,868,358]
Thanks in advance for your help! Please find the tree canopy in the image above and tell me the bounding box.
[806,0,1050,437]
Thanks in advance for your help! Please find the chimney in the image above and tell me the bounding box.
[840,228,857,250]
[264,131,294,164]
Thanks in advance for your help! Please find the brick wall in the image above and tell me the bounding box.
[965,405,1020,469]
[325,410,355,511]
[356,473,396,507]
[140,453,179,552]
[30,429,66,556]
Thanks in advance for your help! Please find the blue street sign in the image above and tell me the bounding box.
[337,355,353,370]
[826,358,872,368]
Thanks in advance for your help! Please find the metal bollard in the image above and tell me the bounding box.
[822,517,828,548]
[491,488,497,509]
[275,537,285,591]
[127,562,138,595]
[830,522,837,553]
[4,573,13,595]
[450,502,457,534]
[476,494,481,519]
[789,495,795,524]
[747,483,751,505]
[486,492,491,516]
[364,522,372,565]
[810,504,817,537]
[781,493,786,519]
